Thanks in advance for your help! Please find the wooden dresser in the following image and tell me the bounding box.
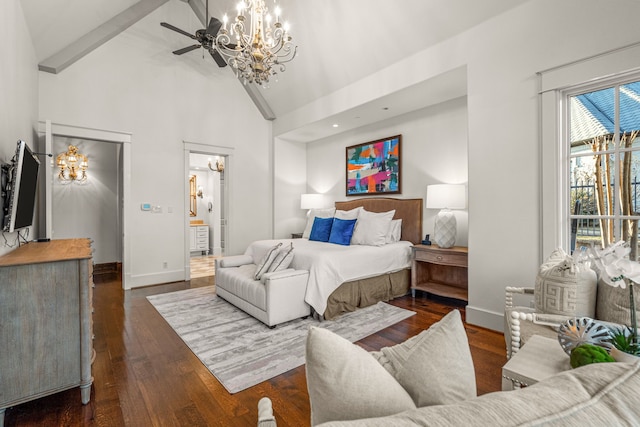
[0,239,93,426]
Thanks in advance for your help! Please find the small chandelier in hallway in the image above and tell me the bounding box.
[56,145,88,184]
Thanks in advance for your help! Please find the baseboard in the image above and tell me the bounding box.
[127,269,185,289]
[465,305,504,333]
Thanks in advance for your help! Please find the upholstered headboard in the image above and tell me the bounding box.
[335,198,423,245]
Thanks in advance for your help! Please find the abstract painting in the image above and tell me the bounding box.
[346,135,401,196]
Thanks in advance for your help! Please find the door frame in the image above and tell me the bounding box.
[40,121,132,288]
[183,141,233,280]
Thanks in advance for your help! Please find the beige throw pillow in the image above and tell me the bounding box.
[305,327,416,426]
[254,243,282,280]
[305,309,476,425]
[267,243,294,273]
[596,277,640,326]
[370,309,476,406]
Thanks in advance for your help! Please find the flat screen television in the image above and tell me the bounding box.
[3,140,40,233]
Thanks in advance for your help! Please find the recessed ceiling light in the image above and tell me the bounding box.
[332,124,339,128]
[382,107,389,110]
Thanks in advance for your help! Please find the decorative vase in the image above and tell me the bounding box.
[610,346,640,363]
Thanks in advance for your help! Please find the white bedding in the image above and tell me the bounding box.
[245,239,413,316]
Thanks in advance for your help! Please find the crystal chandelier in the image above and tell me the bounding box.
[216,0,297,86]
[56,145,88,184]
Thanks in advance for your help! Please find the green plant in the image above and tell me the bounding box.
[610,326,640,356]
[570,343,615,368]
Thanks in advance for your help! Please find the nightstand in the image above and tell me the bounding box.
[411,244,468,302]
[291,233,303,239]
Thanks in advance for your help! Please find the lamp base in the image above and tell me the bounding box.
[433,209,457,248]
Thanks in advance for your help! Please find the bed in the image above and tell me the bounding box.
[245,198,423,320]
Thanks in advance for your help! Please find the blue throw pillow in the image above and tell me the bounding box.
[309,217,333,242]
[328,218,357,245]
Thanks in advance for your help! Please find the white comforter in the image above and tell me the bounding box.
[245,239,413,316]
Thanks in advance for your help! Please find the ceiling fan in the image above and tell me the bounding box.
[160,0,227,67]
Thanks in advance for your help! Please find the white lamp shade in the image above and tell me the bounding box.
[301,193,326,209]
[426,184,466,210]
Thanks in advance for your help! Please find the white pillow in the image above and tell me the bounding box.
[334,207,363,220]
[267,243,294,272]
[254,243,282,280]
[302,208,336,239]
[385,219,402,244]
[351,209,395,246]
[305,327,416,426]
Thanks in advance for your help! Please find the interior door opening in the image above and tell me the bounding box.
[184,143,230,280]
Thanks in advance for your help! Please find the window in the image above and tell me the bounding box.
[567,79,640,258]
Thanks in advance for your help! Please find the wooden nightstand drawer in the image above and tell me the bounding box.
[414,249,466,267]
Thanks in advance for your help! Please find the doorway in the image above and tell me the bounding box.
[40,121,131,288]
[51,137,122,270]
[183,142,232,280]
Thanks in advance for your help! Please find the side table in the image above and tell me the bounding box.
[411,244,468,302]
[502,335,570,390]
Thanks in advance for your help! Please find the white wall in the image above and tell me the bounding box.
[52,137,120,264]
[0,0,39,255]
[38,1,271,287]
[464,0,640,330]
[278,0,640,331]
[304,97,469,246]
[274,137,307,238]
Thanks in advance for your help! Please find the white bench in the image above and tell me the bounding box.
[215,255,310,327]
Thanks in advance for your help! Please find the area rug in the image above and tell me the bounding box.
[147,286,415,393]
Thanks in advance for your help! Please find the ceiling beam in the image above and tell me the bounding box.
[184,0,276,120]
[39,0,170,74]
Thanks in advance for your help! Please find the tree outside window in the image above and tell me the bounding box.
[569,81,640,258]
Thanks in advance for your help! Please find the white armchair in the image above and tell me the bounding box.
[504,286,625,359]
[504,287,574,359]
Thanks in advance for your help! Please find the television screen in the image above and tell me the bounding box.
[3,140,40,232]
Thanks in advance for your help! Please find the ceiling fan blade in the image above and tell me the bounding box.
[160,22,197,39]
[206,17,222,36]
[209,49,228,67]
[174,44,201,55]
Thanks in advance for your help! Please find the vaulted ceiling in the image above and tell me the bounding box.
[20,0,529,141]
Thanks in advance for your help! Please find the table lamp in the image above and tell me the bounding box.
[426,184,466,248]
[301,193,326,215]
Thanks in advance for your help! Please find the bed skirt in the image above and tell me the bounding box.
[323,269,411,320]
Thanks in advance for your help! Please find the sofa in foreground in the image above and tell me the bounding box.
[259,310,640,426]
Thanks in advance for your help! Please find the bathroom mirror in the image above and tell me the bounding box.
[189,175,197,217]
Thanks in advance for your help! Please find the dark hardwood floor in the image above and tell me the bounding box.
[4,273,507,426]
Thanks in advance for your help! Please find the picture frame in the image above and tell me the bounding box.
[346,134,401,196]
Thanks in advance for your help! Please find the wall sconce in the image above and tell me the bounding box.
[426,184,466,248]
[208,158,224,172]
[56,145,88,184]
